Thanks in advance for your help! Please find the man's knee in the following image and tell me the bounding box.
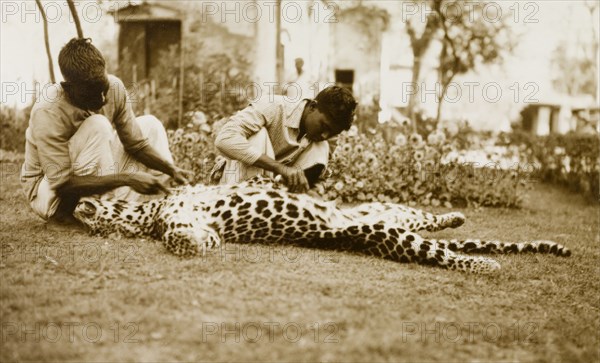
[135,115,173,163]
[78,115,113,138]
[136,115,166,135]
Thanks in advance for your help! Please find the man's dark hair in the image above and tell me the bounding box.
[314,86,358,131]
[58,38,106,82]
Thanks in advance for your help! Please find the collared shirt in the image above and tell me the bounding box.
[215,95,314,165]
[20,74,149,202]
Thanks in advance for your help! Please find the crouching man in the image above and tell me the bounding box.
[213,86,357,192]
[20,38,190,223]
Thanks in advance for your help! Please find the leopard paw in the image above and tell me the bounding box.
[444,212,466,229]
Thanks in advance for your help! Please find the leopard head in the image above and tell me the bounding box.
[74,197,158,237]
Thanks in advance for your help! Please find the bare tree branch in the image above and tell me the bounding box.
[66,0,84,38]
[35,0,55,83]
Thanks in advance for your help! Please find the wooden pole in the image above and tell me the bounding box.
[178,31,185,128]
[66,0,84,38]
[35,0,55,83]
[275,0,283,93]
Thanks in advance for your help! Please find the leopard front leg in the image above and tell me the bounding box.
[331,223,500,274]
[155,205,222,257]
[159,222,221,257]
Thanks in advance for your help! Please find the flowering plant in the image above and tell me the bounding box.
[167,119,532,208]
[498,131,599,202]
[315,123,527,208]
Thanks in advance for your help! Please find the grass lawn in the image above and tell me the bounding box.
[1,165,598,362]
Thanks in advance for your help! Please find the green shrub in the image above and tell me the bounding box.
[315,126,527,208]
[0,104,30,152]
[498,131,599,202]
[126,26,254,130]
[167,118,529,208]
[167,126,219,185]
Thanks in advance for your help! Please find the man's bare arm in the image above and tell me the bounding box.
[131,145,175,177]
[252,155,309,193]
[130,145,190,184]
[56,172,169,198]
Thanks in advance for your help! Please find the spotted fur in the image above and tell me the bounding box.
[73,176,571,274]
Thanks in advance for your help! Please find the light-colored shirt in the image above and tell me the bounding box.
[215,96,315,166]
[20,74,149,202]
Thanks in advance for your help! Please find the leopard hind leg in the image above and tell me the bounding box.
[343,203,465,232]
[159,223,221,257]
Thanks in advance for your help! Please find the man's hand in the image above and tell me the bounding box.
[128,172,170,195]
[279,166,310,193]
[170,166,193,185]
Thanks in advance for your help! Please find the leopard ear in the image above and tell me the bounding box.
[78,200,97,216]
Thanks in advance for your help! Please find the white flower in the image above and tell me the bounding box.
[334,181,344,191]
[364,152,379,169]
[427,131,446,146]
[445,123,459,137]
[409,133,423,146]
[356,181,364,189]
[347,125,359,137]
[200,124,211,133]
[395,134,407,147]
[414,150,425,161]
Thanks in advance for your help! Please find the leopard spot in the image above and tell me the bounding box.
[463,242,477,251]
[255,200,268,213]
[274,200,284,212]
[266,191,281,199]
[384,240,395,251]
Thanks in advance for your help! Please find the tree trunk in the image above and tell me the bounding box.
[436,81,450,123]
[66,0,84,38]
[35,0,55,83]
[275,0,283,93]
[407,56,421,132]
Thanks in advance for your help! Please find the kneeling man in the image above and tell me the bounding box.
[214,86,357,192]
[20,38,190,222]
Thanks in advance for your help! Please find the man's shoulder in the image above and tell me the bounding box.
[31,83,64,111]
[252,94,286,108]
[29,84,68,124]
[250,95,287,117]
[106,74,127,94]
[107,74,124,85]
[252,95,304,113]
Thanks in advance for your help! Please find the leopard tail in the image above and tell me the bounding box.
[431,239,571,257]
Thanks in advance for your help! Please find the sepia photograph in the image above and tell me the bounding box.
[1,0,598,362]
